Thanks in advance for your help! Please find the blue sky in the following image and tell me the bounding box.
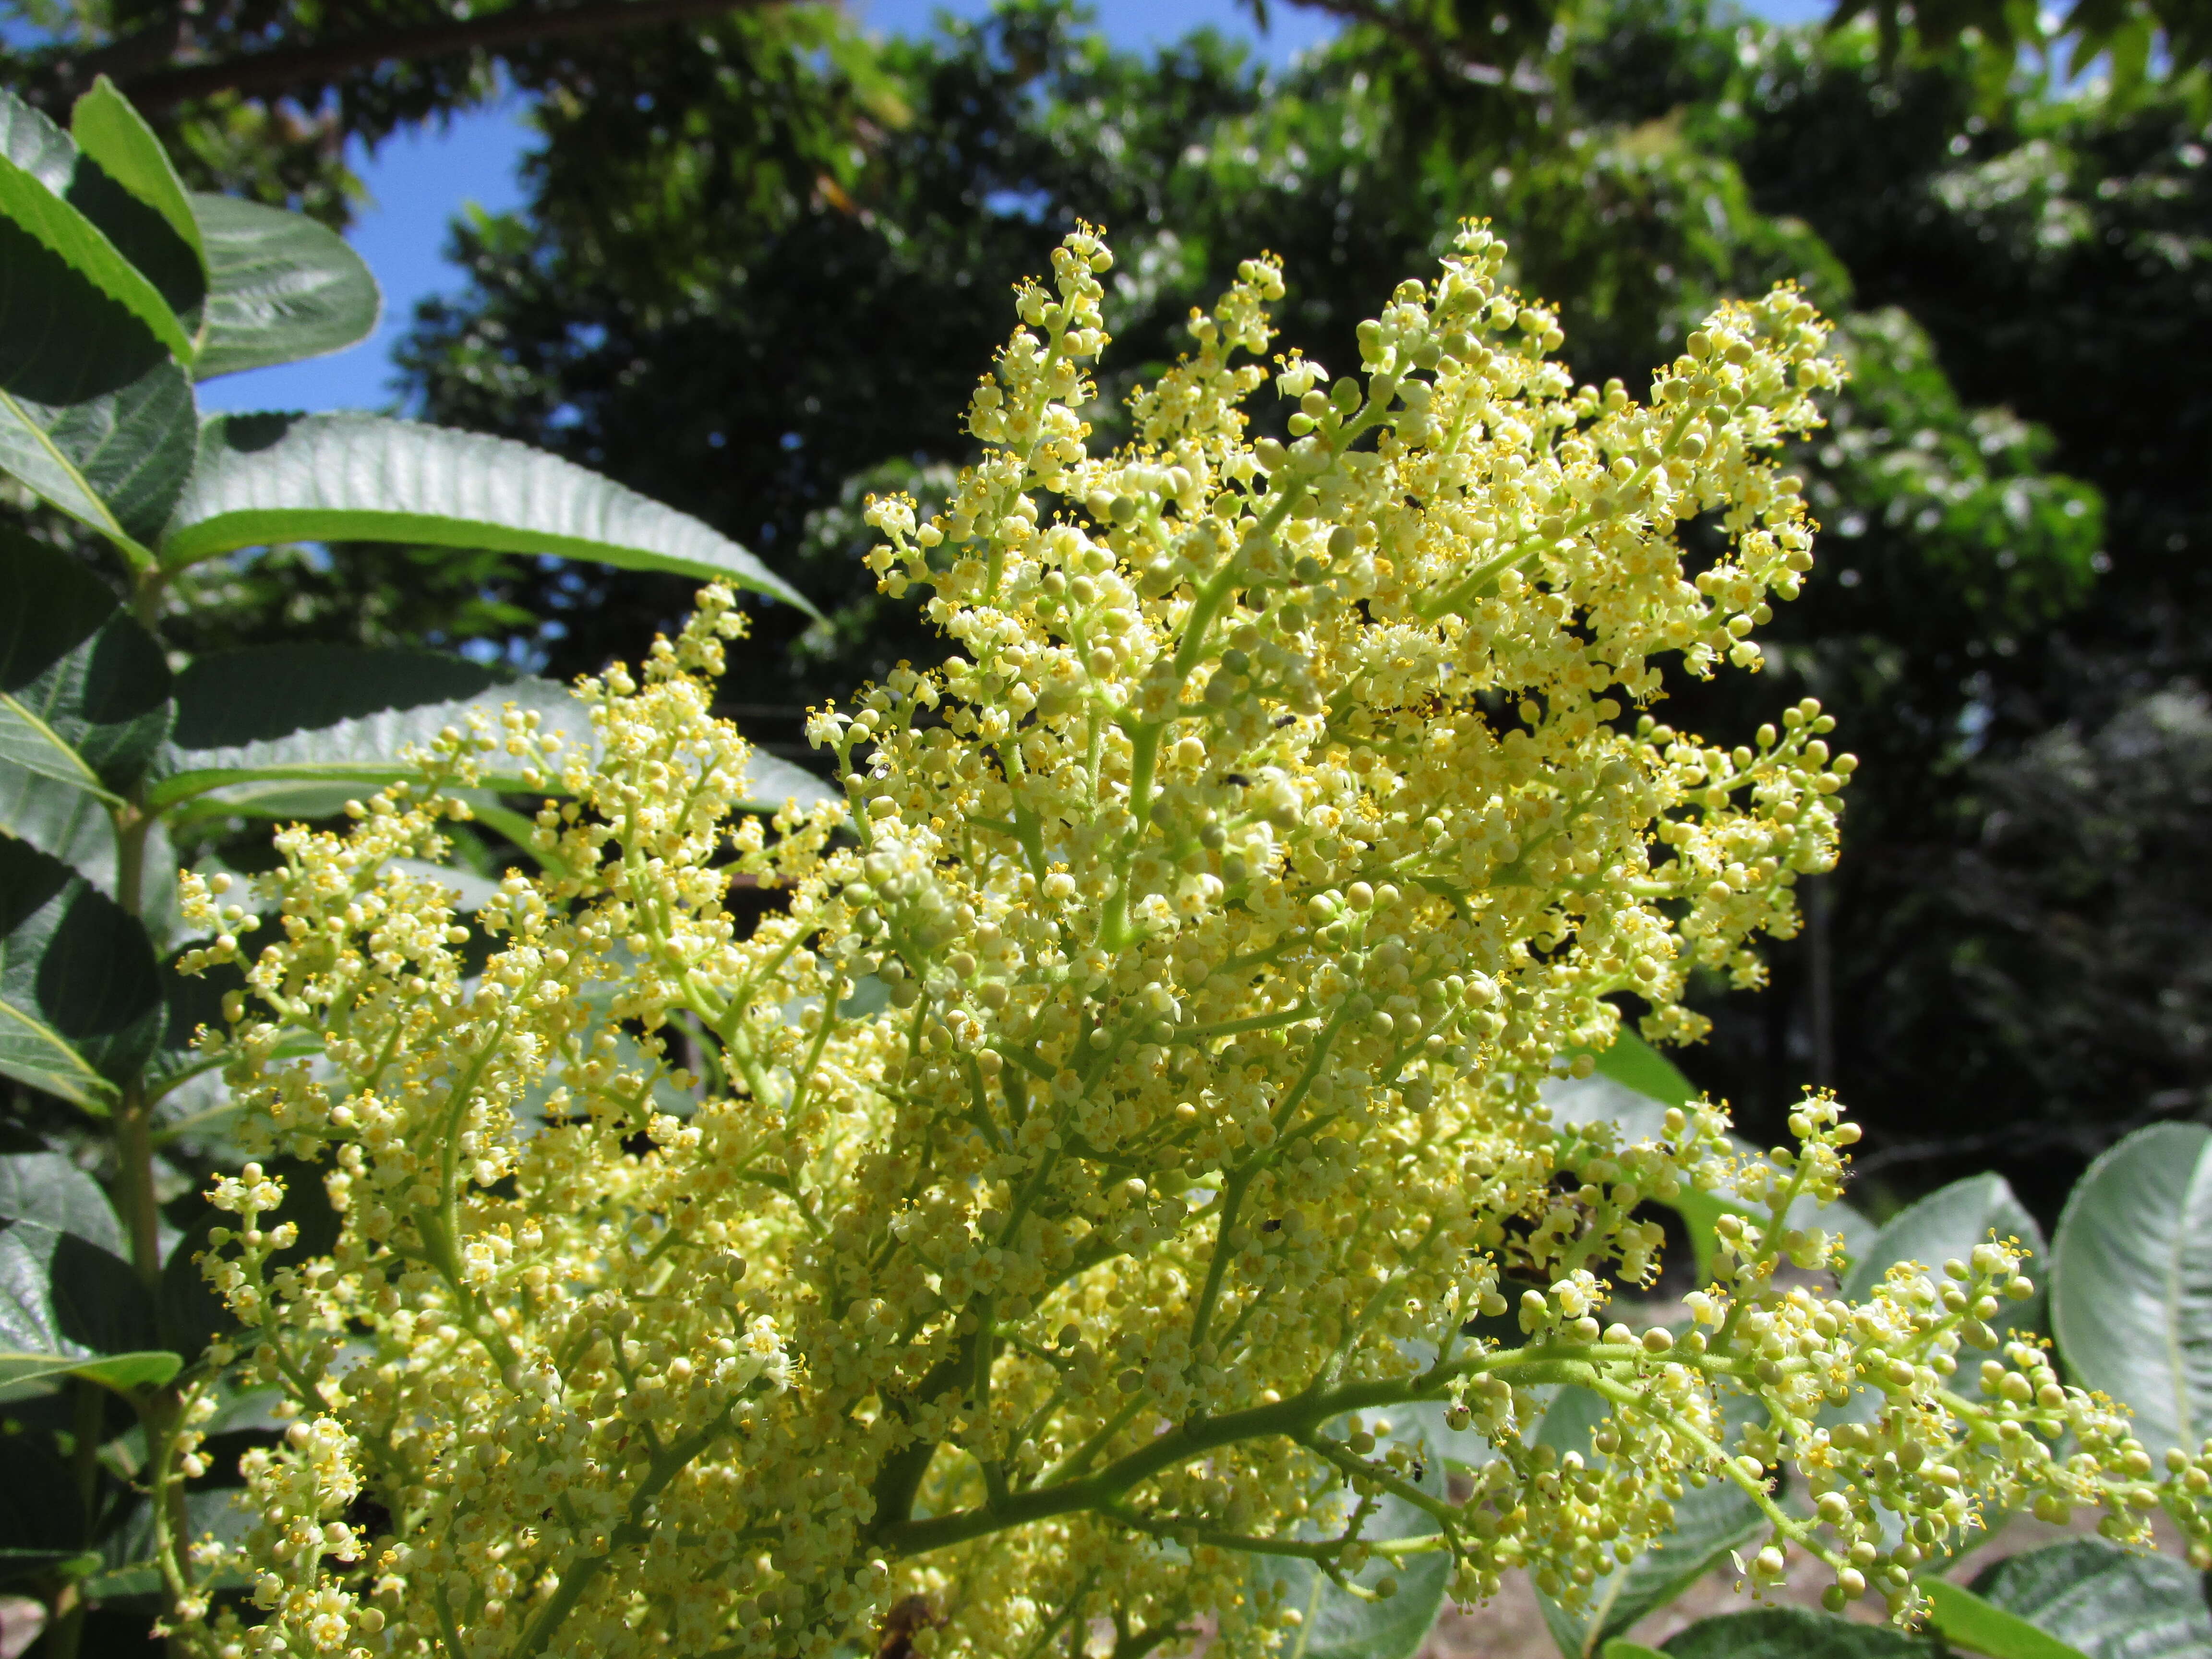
[197,0,1826,415]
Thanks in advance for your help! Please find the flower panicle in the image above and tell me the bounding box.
[168,224,2210,1659]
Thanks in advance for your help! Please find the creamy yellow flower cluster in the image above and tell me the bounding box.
[170,224,2209,1659]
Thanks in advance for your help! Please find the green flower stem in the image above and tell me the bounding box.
[1580,1365,1842,1575]
[878,1339,1651,1556]
[505,1407,736,1659]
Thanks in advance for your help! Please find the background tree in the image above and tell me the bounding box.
[0,0,893,223]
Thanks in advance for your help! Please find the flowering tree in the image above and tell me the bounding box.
[154,223,2212,1659]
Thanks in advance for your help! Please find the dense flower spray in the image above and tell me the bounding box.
[172,225,2212,1659]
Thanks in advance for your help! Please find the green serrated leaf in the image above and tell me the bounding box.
[1967,1540,2212,1659]
[0,835,161,1111]
[0,179,171,424]
[0,1219,168,1393]
[157,412,817,613]
[0,765,177,928]
[69,78,204,275]
[0,1141,126,1258]
[1537,1385,1767,1658]
[0,527,172,799]
[1921,1576,2093,1659]
[1602,1644,1670,1659]
[0,355,197,561]
[1660,1606,1933,1658]
[0,132,193,367]
[188,192,379,379]
[149,645,597,813]
[2050,1122,2212,1459]
[1844,1173,2048,1335]
[0,91,199,537]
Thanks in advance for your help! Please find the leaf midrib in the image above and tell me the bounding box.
[0,385,156,568]
[0,690,119,801]
[0,994,109,1095]
[2166,1143,2211,1448]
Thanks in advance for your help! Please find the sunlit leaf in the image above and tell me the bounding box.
[158,412,817,613]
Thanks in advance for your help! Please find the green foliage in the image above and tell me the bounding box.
[2051,1123,2212,1460]
[187,193,380,379]
[1967,1539,2212,1659]
[0,836,160,1108]
[1661,1606,1931,1657]
[1919,1578,2094,1659]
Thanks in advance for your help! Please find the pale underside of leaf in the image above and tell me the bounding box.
[739,750,839,813]
[2050,1122,2212,1460]
[188,193,380,379]
[149,675,596,812]
[1844,1172,2048,1337]
[0,1146,128,1258]
[158,413,817,615]
[1970,1539,2212,1659]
